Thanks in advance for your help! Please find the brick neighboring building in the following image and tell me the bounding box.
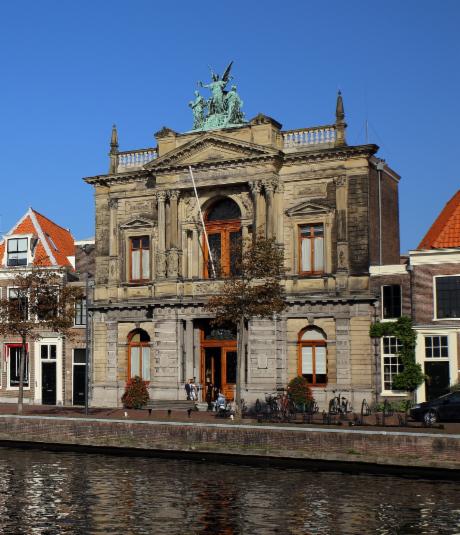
[0,208,94,406]
[371,191,460,403]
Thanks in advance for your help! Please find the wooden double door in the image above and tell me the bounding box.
[201,341,237,401]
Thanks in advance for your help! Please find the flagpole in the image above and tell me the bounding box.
[188,166,217,279]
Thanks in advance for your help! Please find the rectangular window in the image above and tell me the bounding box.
[130,236,150,282]
[425,335,448,358]
[300,345,327,385]
[41,344,57,360]
[8,288,28,320]
[299,224,324,274]
[73,348,86,364]
[8,345,29,387]
[74,298,87,326]
[382,285,402,319]
[382,336,403,391]
[436,276,460,318]
[7,238,28,267]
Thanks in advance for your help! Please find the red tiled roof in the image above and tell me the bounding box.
[0,208,74,269]
[418,190,460,249]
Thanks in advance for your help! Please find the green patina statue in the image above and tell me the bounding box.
[191,61,246,131]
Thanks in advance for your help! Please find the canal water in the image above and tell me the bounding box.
[0,448,458,534]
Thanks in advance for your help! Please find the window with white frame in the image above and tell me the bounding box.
[8,288,28,320]
[382,336,403,391]
[425,335,448,358]
[436,276,460,318]
[74,298,86,326]
[7,238,28,267]
[382,284,402,319]
[8,345,29,387]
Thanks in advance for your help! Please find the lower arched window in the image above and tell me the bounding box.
[128,329,150,380]
[298,327,327,385]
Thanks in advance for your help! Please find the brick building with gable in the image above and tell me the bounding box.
[0,208,94,406]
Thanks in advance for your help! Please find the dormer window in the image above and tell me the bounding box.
[7,238,28,267]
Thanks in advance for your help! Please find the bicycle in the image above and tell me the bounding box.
[328,391,352,415]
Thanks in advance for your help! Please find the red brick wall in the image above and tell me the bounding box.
[0,416,458,470]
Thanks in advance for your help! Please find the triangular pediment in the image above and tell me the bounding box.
[145,133,280,171]
[286,200,332,217]
[120,217,156,229]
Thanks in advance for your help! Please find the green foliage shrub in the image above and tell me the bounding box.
[287,376,313,406]
[121,376,150,409]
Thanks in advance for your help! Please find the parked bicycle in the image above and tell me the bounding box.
[328,391,352,415]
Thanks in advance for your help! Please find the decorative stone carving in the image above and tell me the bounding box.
[239,192,253,218]
[167,248,179,278]
[249,180,262,195]
[125,199,154,214]
[155,190,167,202]
[168,189,180,201]
[157,252,166,278]
[296,182,328,198]
[182,196,198,223]
[108,198,118,209]
[334,175,347,187]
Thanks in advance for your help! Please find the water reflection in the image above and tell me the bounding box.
[0,448,457,534]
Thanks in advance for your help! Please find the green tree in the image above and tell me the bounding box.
[370,316,425,394]
[0,267,82,414]
[206,237,286,412]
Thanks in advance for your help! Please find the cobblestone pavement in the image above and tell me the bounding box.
[0,403,458,434]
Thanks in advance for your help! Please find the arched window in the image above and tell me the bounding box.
[128,329,150,380]
[298,327,327,385]
[204,198,241,278]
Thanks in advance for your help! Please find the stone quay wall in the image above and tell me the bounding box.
[0,415,458,471]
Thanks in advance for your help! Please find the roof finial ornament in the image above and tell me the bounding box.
[335,91,347,147]
[109,124,119,174]
[110,124,119,154]
[336,90,345,124]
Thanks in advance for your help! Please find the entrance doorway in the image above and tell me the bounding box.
[40,343,57,405]
[201,323,237,401]
[73,349,86,406]
[425,361,450,401]
[42,362,56,405]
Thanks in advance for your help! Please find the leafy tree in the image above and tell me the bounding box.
[206,236,286,412]
[0,267,82,414]
[370,316,425,394]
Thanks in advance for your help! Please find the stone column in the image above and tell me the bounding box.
[156,191,167,278]
[168,190,179,248]
[335,317,352,387]
[108,198,118,285]
[185,319,194,382]
[274,181,284,245]
[335,175,349,290]
[264,180,275,239]
[167,190,180,278]
[249,180,264,237]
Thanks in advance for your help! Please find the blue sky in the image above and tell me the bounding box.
[0,0,458,252]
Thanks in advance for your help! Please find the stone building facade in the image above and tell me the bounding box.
[85,91,401,409]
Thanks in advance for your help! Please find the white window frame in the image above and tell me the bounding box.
[381,335,405,395]
[433,274,460,320]
[74,297,87,327]
[6,343,30,391]
[381,284,402,321]
[4,234,34,267]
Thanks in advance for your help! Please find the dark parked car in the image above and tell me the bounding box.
[410,391,460,425]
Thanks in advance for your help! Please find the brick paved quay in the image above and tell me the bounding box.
[0,405,458,471]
